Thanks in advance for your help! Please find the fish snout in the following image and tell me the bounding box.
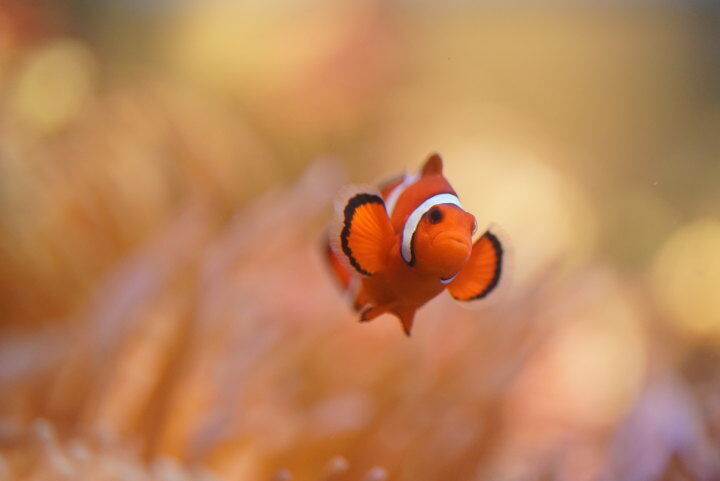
[431,232,473,277]
[433,231,472,252]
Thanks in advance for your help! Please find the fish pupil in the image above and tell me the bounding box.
[428,207,443,224]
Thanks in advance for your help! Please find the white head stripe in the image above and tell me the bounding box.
[384,172,419,217]
[401,193,462,264]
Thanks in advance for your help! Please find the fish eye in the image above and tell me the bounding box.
[427,207,443,224]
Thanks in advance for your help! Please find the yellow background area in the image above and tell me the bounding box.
[0,1,719,480]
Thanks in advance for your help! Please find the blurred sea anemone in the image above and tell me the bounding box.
[1,1,720,480]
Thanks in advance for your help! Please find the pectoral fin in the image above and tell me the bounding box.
[329,185,395,276]
[448,228,506,302]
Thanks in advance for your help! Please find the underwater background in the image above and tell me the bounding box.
[1,1,720,480]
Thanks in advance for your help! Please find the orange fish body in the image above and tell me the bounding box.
[324,153,507,336]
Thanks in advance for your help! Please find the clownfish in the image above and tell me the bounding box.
[323,153,509,336]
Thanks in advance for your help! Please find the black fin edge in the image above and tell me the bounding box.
[340,193,385,276]
[467,230,503,300]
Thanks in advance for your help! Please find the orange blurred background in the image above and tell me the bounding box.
[1,1,720,480]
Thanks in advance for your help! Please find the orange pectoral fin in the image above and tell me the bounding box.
[331,186,395,276]
[448,228,506,301]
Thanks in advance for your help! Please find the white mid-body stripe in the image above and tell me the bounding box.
[384,172,419,217]
[401,193,462,264]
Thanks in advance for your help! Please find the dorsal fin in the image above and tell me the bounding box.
[421,152,443,176]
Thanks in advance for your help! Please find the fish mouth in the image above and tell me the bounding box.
[433,232,471,250]
[445,238,467,248]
